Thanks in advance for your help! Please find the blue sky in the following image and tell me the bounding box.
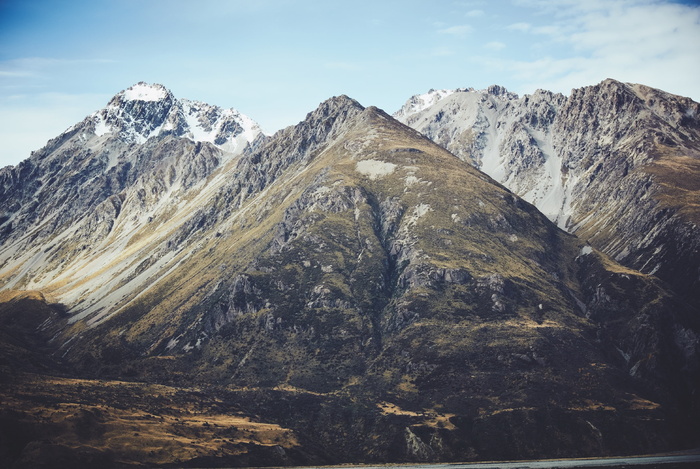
[1,0,699,167]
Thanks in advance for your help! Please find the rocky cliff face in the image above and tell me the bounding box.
[395,79,700,307]
[0,83,699,467]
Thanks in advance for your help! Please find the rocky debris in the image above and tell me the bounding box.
[431,268,471,284]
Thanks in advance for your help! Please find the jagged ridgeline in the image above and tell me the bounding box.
[0,82,699,467]
[395,79,700,307]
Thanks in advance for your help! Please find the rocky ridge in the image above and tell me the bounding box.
[394,79,700,307]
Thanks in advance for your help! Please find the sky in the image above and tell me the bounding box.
[1,0,699,168]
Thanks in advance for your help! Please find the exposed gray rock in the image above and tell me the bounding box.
[396,79,700,306]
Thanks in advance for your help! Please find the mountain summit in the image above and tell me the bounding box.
[90,82,263,151]
[0,82,699,467]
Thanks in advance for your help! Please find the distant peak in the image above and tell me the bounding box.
[120,82,170,102]
[89,82,262,150]
[600,77,624,87]
[392,89,458,119]
[485,84,516,98]
[321,95,364,111]
[304,95,365,123]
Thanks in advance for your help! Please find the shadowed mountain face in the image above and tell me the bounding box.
[0,83,699,467]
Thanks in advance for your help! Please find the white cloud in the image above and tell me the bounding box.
[324,61,362,71]
[484,41,507,51]
[494,1,700,101]
[438,24,473,37]
[506,22,532,32]
[432,47,456,57]
[465,9,485,17]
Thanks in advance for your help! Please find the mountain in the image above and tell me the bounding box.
[92,82,262,151]
[394,79,700,308]
[0,82,263,325]
[0,83,699,467]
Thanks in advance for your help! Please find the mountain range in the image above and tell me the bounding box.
[0,80,698,468]
[394,79,700,307]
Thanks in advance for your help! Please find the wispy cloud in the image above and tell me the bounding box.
[506,22,564,38]
[532,25,563,36]
[484,41,506,51]
[438,24,473,37]
[0,91,110,167]
[506,22,532,32]
[431,47,456,57]
[0,70,34,78]
[324,61,362,71]
[452,0,486,7]
[0,57,116,83]
[494,1,700,100]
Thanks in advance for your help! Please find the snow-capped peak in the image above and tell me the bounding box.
[121,82,169,102]
[87,83,263,153]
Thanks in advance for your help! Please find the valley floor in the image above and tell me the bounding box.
[1,371,699,468]
[0,373,307,468]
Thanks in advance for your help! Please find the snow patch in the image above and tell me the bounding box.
[180,99,262,152]
[394,89,471,119]
[356,159,397,180]
[93,114,111,137]
[238,112,263,142]
[580,245,593,256]
[123,83,167,102]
